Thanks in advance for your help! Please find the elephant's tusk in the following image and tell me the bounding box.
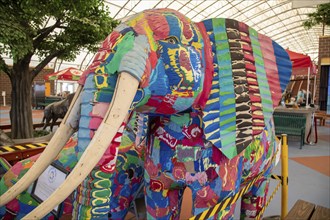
[23,72,139,219]
[0,86,82,206]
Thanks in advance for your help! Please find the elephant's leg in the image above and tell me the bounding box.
[144,132,186,219]
[239,121,278,219]
[42,117,47,130]
[240,176,270,219]
[72,169,113,219]
[71,146,145,220]
[145,179,185,220]
[71,129,120,219]
[187,145,244,219]
[189,181,237,220]
[43,117,51,130]
[108,148,145,219]
[50,117,58,132]
[214,203,237,220]
[71,112,147,220]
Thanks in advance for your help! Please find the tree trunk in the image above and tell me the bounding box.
[10,62,34,139]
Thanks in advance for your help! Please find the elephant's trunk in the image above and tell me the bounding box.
[23,72,139,219]
[0,86,82,206]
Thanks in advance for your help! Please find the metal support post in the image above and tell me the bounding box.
[281,134,289,219]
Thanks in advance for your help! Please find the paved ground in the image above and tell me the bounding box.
[1,105,329,219]
[0,105,44,126]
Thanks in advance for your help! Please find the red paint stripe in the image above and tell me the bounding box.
[258,34,282,107]
[194,22,214,109]
[245,63,256,72]
[242,44,253,52]
[239,21,264,135]
[244,53,255,63]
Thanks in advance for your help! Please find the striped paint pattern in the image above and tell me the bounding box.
[258,34,282,108]
[202,18,237,158]
[249,28,274,125]
[201,18,291,159]
[0,142,48,154]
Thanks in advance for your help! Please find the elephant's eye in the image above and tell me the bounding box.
[166,37,178,44]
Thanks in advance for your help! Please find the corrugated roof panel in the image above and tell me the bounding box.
[7,0,327,70]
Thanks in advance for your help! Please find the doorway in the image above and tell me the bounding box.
[318,65,330,113]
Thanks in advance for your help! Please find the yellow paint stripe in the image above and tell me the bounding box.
[15,145,27,150]
[2,146,15,152]
[198,210,208,220]
[209,203,220,217]
[221,198,231,212]
[25,144,38,149]
[206,97,220,105]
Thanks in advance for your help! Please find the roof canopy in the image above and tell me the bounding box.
[44,67,83,81]
[3,0,329,71]
[286,49,312,68]
[286,49,316,75]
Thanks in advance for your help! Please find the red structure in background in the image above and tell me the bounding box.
[286,49,317,76]
[44,67,83,81]
[285,50,317,106]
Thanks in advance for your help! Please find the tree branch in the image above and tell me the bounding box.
[0,56,12,78]
[33,19,62,48]
[30,50,64,78]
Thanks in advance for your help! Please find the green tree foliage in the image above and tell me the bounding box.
[0,0,118,138]
[303,3,330,36]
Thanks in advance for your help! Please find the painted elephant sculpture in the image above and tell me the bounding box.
[0,112,147,219]
[42,93,75,131]
[0,8,292,219]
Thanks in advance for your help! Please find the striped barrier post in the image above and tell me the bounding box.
[281,134,289,218]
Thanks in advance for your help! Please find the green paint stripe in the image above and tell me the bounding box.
[249,27,273,120]
[212,18,236,153]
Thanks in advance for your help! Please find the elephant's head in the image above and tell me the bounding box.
[0,8,292,218]
[78,8,205,116]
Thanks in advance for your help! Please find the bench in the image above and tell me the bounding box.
[315,111,330,126]
[285,199,330,220]
[273,112,306,149]
[36,96,63,109]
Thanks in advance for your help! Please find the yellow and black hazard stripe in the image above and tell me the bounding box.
[189,146,281,220]
[189,171,263,220]
[255,176,282,220]
[0,142,48,154]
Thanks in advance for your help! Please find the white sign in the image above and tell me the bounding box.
[31,163,69,217]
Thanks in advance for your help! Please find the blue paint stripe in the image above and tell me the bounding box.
[213,18,236,155]
[272,41,292,93]
[202,18,241,158]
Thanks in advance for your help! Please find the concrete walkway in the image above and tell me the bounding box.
[1,105,329,218]
[0,105,44,126]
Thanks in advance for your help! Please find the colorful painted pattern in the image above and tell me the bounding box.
[145,114,278,219]
[200,18,291,159]
[0,113,147,219]
[0,8,292,220]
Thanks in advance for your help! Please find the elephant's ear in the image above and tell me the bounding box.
[199,18,292,159]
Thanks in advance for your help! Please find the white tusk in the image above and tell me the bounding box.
[23,72,139,219]
[0,86,82,206]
